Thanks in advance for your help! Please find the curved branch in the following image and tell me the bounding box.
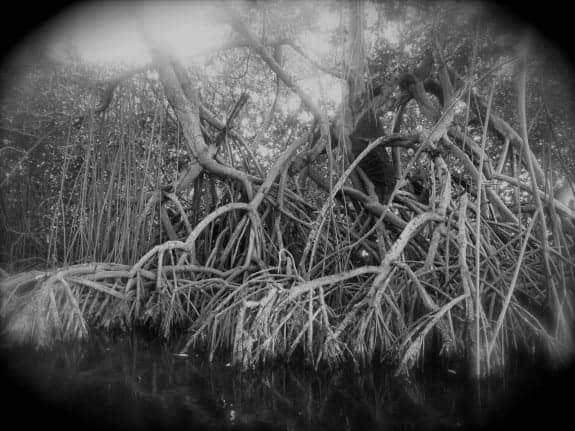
[171,59,265,176]
[72,65,151,127]
[146,42,255,199]
[225,8,325,122]
[369,211,445,306]
[225,4,332,172]
[202,158,254,200]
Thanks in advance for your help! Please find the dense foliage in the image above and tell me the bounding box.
[1,1,574,376]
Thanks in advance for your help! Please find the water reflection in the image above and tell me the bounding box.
[0,334,554,430]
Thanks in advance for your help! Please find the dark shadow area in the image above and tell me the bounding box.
[1,335,573,431]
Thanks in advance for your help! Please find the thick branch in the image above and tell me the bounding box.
[225,9,325,122]
[148,43,254,199]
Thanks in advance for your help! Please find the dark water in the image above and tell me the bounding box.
[0,334,573,431]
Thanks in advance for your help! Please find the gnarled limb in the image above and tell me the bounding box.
[147,41,256,200]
